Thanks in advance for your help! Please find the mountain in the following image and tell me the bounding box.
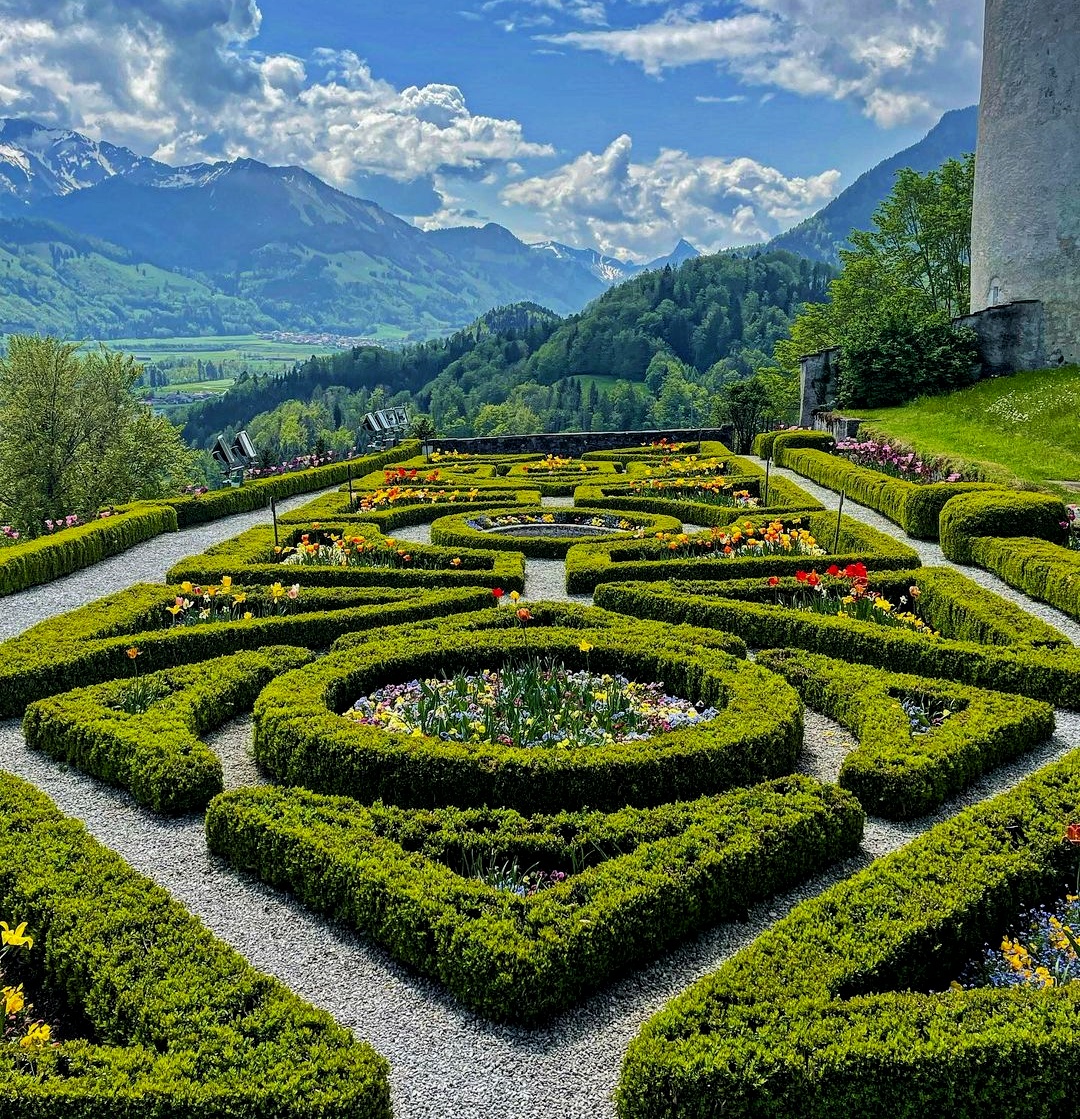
[528,240,640,285]
[643,238,702,271]
[768,106,978,264]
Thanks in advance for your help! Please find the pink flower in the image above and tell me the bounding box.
[287,584,300,599]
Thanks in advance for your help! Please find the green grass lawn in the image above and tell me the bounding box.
[156,377,235,395]
[848,366,1080,496]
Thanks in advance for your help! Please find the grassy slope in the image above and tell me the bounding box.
[848,366,1080,496]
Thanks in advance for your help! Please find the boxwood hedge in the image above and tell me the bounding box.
[939,490,1070,564]
[207,776,863,1024]
[756,648,1056,819]
[501,460,622,495]
[581,440,732,463]
[617,738,1080,1119]
[0,583,493,716]
[969,535,1080,623]
[278,487,540,529]
[565,512,920,593]
[595,567,1080,707]
[251,610,799,812]
[23,646,313,813]
[0,772,391,1117]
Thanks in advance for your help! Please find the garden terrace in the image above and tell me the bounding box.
[429,507,683,558]
[566,512,919,594]
[502,460,624,495]
[251,608,799,812]
[165,522,526,592]
[0,772,391,1118]
[207,777,863,1024]
[581,440,732,465]
[595,567,1080,708]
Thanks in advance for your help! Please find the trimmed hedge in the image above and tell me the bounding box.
[0,503,177,597]
[969,535,1080,622]
[573,474,824,525]
[939,489,1069,564]
[565,511,920,594]
[0,583,494,716]
[23,646,313,813]
[617,735,1080,1119]
[595,566,1080,707]
[756,648,1055,819]
[0,772,391,1117]
[581,440,732,463]
[165,522,526,592]
[429,506,682,558]
[278,487,540,528]
[207,776,863,1024]
[757,430,836,458]
[775,446,1002,539]
[501,460,622,495]
[252,610,799,811]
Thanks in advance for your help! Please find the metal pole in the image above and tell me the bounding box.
[270,497,279,549]
[763,454,771,508]
[347,462,354,509]
[833,489,845,554]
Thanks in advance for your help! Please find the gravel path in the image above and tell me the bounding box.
[5,471,1080,1118]
[0,486,339,642]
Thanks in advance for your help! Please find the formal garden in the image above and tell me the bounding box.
[2,432,1080,1118]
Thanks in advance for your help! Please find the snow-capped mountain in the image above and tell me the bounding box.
[529,237,702,287]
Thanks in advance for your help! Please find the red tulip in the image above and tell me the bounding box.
[827,564,840,577]
[492,588,505,600]
[1066,824,1080,844]
[795,570,809,583]
[767,576,780,587]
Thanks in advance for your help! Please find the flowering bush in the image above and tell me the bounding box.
[835,438,970,484]
[346,659,719,750]
[765,563,937,635]
[629,477,756,508]
[382,466,442,486]
[280,530,440,570]
[640,455,728,479]
[520,455,574,473]
[245,449,348,479]
[654,520,825,560]
[165,576,300,625]
[356,484,479,512]
[2,919,52,1052]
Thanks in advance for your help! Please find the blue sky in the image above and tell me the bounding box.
[0,0,984,260]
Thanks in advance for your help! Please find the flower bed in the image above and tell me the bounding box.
[0,772,391,1117]
[430,507,682,558]
[834,437,974,483]
[501,459,622,495]
[23,646,313,813]
[278,486,539,529]
[617,743,1080,1119]
[251,610,801,812]
[206,776,863,1024]
[565,513,920,593]
[756,648,1055,818]
[581,440,732,464]
[594,566,1080,708]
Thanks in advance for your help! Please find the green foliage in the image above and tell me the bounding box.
[617,743,1080,1119]
[0,771,391,1117]
[23,646,313,813]
[277,487,541,530]
[207,777,863,1024]
[757,649,1055,819]
[939,490,1069,564]
[0,335,193,532]
[969,536,1080,623]
[251,609,799,812]
[594,567,1080,708]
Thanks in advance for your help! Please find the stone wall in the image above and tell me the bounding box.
[429,427,734,456]
[955,301,1047,377]
[798,348,840,428]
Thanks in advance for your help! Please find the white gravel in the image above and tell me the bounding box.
[4,468,1080,1118]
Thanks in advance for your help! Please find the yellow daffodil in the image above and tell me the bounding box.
[3,984,25,1015]
[0,921,33,949]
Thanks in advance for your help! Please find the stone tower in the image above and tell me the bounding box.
[970,0,1080,365]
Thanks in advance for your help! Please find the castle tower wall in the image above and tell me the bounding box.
[971,0,1080,364]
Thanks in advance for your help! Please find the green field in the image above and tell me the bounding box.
[849,365,1080,496]
[96,334,349,369]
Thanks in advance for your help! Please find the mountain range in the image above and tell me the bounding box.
[0,108,977,340]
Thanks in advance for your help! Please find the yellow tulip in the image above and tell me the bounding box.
[0,921,33,949]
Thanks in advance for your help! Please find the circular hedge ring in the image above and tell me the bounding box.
[252,622,802,812]
[429,506,682,558]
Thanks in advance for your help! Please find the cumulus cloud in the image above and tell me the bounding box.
[546,0,982,127]
[500,133,841,258]
[0,0,552,211]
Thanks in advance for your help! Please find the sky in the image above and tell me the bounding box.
[0,0,984,261]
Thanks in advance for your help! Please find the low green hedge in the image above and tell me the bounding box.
[0,503,178,597]
[759,430,836,458]
[969,535,1080,622]
[0,772,391,1117]
[23,646,313,813]
[165,522,526,592]
[939,490,1069,564]
[429,506,682,558]
[501,460,622,495]
[595,567,1080,707]
[278,487,539,528]
[756,648,1055,819]
[252,611,799,812]
[0,584,493,716]
[617,734,1080,1119]
[775,446,1002,539]
[573,475,823,525]
[207,776,863,1024]
[565,511,920,593]
[581,440,732,463]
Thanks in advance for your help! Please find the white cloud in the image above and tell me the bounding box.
[546,0,982,127]
[500,133,840,258]
[695,94,748,104]
[481,0,609,25]
[0,1,552,196]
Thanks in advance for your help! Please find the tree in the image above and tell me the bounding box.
[409,414,437,442]
[717,377,774,454]
[0,336,193,534]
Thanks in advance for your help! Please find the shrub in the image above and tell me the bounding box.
[594,567,1080,708]
[757,648,1055,819]
[500,460,622,495]
[969,536,1080,622]
[939,490,1069,564]
[617,733,1080,1119]
[0,503,177,597]
[251,610,799,812]
[278,488,540,529]
[581,441,732,464]
[0,772,391,1117]
[206,777,863,1024]
[22,646,313,813]
[772,430,836,456]
[0,583,494,716]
